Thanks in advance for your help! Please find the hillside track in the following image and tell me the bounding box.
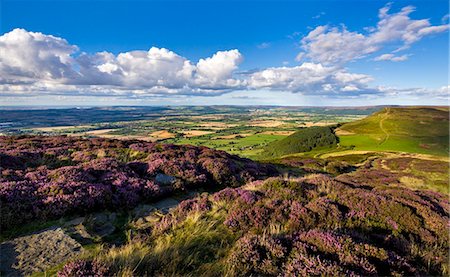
[379,107,390,145]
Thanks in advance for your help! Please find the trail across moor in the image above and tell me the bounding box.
[379,108,390,145]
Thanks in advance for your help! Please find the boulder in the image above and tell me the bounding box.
[155,173,177,186]
[0,227,84,276]
[85,212,117,238]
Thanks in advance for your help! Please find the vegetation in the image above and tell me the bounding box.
[260,126,338,159]
[2,106,371,158]
[1,106,449,276]
[0,136,276,230]
[337,107,449,156]
[64,175,449,276]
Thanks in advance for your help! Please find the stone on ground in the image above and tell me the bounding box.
[0,227,84,276]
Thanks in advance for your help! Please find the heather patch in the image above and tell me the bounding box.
[94,175,449,276]
[0,136,276,230]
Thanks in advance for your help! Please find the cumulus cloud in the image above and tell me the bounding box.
[247,63,374,95]
[0,28,79,84]
[0,15,448,101]
[0,29,244,96]
[195,49,243,88]
[297,4,449,65]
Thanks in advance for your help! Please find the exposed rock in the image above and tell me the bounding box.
[155,173,177,186]
[85,212,117,238]
[132,204,156,218]
[130,198,181,229]
[64,216,85,227]
[0,227,84,276]
[152,198,180,213]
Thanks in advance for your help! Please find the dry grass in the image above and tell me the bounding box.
[32,125,93,132]
[198,122,238,129]
[99,213,233,276]
[215,133,252,139]
[85,129,117,135]
[334,128,355,135]
[399,176,427,190]
[249,120,284,127]
[182,130,215,137]
[302,122,336,127]
[150,130,175,139]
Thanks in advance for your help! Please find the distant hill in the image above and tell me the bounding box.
[337,107,449,156]
[260,126,338,158]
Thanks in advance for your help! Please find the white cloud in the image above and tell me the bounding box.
[247,62,375,95]
[299,26,378,64]
[0,28,79,83]
[257,42,271,49]
[0,29,244,95]
[0,20,447,101]
[298,4,449,64]
[374,53,409,62]
[313,12,325,19]
[195,49,243,88]
[376,85,450,99]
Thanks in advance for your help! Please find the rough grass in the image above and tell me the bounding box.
[100,212,236,276]
[337,107,449,156]
[83,175,450,276]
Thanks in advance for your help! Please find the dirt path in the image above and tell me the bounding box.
[379,107,390,145]
[0,227,84,276]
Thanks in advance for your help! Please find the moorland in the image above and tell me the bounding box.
[0,105,448,276]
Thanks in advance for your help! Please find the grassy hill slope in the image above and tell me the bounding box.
[260,126,338,159]
[337,107,449,156]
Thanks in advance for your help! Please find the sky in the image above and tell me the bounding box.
[0,0,449,106]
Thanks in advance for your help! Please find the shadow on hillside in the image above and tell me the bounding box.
[0,241,21,276]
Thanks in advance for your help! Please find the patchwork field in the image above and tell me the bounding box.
[2,106,374,158]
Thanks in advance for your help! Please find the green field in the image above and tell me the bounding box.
[337,107,449,156]
[8,106,449,158]
[11,106,371,158]
[169,133,286,157]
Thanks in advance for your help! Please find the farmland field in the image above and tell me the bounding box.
[1,106,377,158]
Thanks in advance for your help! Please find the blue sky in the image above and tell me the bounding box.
[0,0,448,106]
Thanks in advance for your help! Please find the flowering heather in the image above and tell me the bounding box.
[2,135,450,276]
[57,260,110,277]
[142,174,449,276]
[227,234,288,276]
[213,187,261,204]
[0,136,276,229]
[337,167,402,187]
[175,196,212,216]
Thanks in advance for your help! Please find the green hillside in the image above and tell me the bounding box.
[337,107,449,156]
[260,126,338,158]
